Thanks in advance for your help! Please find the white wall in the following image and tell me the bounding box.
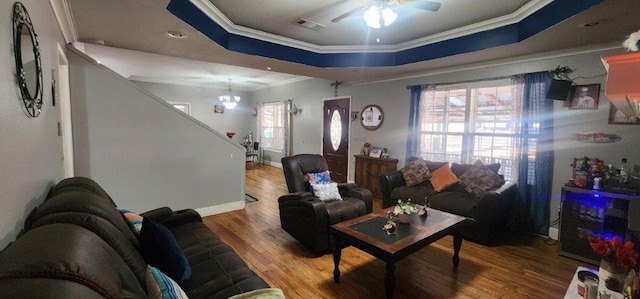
[69,49,246,214]
[134,81,252,141]
[0,1,67,248]
[250,47,640,232]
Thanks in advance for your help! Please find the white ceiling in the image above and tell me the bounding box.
[63,0,639,91]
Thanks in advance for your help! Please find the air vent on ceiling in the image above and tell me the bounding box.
[295,18,326,31]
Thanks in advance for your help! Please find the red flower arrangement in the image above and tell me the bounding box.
[588,235,639,268]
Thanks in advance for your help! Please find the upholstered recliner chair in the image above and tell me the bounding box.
[279,154,373,254]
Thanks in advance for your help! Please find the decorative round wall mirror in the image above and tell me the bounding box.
[360,104,384,130]
[12,2,43,118]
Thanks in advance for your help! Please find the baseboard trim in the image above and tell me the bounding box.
[262,160,282,168]
[548,227,558,240]
[196,200,245,217]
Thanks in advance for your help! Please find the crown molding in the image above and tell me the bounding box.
[129,74,311,91]
[395,0,552,51]
[189,0,551,54]
[49,0,78,43]
[351,42,623,86]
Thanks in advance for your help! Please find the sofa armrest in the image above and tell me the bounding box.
[474,181,518,227]
[278,196,330,253]
[277,191,314,203]
[338,184,373,213]
[140,207,174,222]
[379,170,406,208]
[149,209,202,229]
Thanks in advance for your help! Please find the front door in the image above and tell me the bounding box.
[322,97,350,183]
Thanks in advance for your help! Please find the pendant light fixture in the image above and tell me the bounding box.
[219,79,240,109]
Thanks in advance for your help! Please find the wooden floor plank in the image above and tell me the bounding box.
[202,164,586,298]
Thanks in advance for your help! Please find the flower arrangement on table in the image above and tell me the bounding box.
[588,235,639,292]
[393,199,418,216]
[383,199,416,234]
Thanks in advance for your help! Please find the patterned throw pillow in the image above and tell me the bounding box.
[400,158,431,187]
[458,160,505,197]
[147,266,189,299]
[307,170,332,185]
[310,182,342,200]
[429,164,459,192]
[120,209,143,234]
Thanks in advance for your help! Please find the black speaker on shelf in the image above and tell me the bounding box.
[547,79,573,100]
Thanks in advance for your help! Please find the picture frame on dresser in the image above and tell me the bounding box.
[369,146,382,158]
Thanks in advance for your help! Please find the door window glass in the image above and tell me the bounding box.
[330,110,342,151]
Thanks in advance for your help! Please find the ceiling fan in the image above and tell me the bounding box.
[330,0,442,24]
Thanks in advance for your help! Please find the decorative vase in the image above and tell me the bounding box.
[599,259,628,292]
[398,213,411,224]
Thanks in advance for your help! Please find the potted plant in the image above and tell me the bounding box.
[393,199,417,223]
[588,235,639,292]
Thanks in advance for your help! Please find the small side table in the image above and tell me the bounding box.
[563,266,623,299]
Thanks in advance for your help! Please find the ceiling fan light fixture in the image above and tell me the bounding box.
[219,79,240,109]
[364,5,397,29]
[381,8,397,26]
[364,6,381,29]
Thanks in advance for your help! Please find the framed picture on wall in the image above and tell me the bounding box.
[568,84,600,110]
[608,103,640,124]
[214,105,224,114]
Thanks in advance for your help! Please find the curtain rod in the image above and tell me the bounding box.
[405,74,515,89]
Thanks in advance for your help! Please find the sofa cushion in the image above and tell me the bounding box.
[451,161,500,177]
[390,185,439,205]
[139,217,192,283]
[424,160,448,172]
[458,160,505,197]
[310,182,342,200]
[169,222,269,298]
[400,158,431,187]
[429,191,477,218]
[429,164,459,192]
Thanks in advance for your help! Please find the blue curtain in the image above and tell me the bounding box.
[512,72,553,235]
[405,85,423,160]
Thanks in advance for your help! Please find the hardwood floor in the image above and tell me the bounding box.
[202,164,587,298]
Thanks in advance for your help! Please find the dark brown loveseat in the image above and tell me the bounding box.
[380,160,518,245]
[0,177,270,298]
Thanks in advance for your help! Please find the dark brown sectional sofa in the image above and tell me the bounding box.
[0,176,269,298]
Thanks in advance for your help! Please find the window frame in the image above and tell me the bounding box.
[258,102,286,153]
[417,78,525,181]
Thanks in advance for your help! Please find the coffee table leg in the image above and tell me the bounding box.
[453,235,462,269]
[385,262,396,299]
[333,241,342,283]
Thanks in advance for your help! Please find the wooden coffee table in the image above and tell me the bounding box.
[330,207,469,299]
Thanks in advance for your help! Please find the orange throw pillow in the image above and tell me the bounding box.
[429,164,459,192]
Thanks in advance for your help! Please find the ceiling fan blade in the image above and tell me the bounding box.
[331,5,365,23]
[401,0,441,11]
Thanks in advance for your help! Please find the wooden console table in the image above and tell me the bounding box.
[354,155,398,197]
